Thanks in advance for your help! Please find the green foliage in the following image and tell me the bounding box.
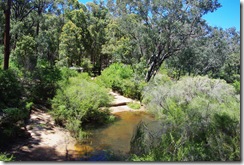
[0,69,31,146]
[12,35,37,71]
[59,67,78,80]
[133,76,240,161]
[51,74,112,139]
[0,69,22,108]
[26,64,62,104]
[232,80,240,94]
[96,63,145,100]
[58,20,83,67]
[2,108,28,123]
[165,27,240,83]
[65,118,91,143]
[0,152,14,161]
[127,102,141,110]
[80,58,93,74]
[0,45,3,67]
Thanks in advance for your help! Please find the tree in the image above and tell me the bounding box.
[3,0,11,70]
[36,14,62,66]
[0,8,4,46]
[58,20,83,67]
[13,35,36,71]
[107,0,221,81]
[86,1,109,75]
[165,27,240,82]
[102,14,143,66]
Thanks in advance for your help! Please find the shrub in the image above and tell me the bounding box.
[60,67,78,80]
[30,66,62,104]
[0,69,31,145]
[96,63,133,87]
[0,69,22,108]
[80,58,93,75]
[0,153,14,161]
[127,102,141,110]
[65,117,92,143]
[131,76,240,161]
[96,63,145,100]
[51,75,112,139]
[0,69,29,123]
[232,80,240,94]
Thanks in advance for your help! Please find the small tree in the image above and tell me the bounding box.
[12,35,37,71]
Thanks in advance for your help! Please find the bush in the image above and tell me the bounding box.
[0,69,30,124]
[127,102,141,109]
[51,74,112,139]
[232,80,240,94]
[0,152,14,161]
[60,67,78,80]
[0,69,30,145]
[0,69,22,108]
[30,66,62,104]
[80,58,93,75]
[131,76,240,161]
[96,63,145,100]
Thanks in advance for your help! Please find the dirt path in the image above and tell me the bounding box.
[109,91,145,114]
[10,106,77,161]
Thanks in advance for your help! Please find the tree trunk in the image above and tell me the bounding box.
[3,0,11,70]
[36,8,42,37]
[98,55,102,75]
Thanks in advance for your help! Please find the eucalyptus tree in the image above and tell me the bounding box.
[11,0,35,50]
[0,6,4,58]
[218,27,240,82]
[165,26,228,79]
[58,20,83,67]
[13,35,36,71]
[58,0,90,67]
[86,1,109,74]
[1,0,11,70]
[102,13,143,65]
[1,0,56,69]
[165,27,240,82]
[106,0,221,81]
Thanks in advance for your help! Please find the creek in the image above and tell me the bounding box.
[72,111,155,161]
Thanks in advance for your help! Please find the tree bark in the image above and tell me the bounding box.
[3,0,11,70]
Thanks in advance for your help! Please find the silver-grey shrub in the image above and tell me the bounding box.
[132,75,240,161]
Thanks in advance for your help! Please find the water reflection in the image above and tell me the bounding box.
[74,111,154,160]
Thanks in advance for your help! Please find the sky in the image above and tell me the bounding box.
[78,0,241,31]
[202,0,240,31]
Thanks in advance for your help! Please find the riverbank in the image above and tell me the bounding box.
[6,91,146,161]
[109,91,145,114]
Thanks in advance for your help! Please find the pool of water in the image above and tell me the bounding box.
[73,111,155,161]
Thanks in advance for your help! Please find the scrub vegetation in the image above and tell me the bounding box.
[0,0,240,161]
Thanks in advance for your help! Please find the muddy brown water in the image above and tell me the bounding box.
[72,111,155,161]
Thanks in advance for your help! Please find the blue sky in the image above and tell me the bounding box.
[202,0,240,31]
[79,0,240,31]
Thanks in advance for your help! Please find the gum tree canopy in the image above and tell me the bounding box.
[107,0,221,81]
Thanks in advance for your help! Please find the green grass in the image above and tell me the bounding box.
[127,102,141,109]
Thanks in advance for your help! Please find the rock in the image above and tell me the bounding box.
[26,125,33,130]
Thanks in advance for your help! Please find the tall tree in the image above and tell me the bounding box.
[0,7,4,47]
[86,1,109,74]
[3,0,11,70]
[107,0,221,81]
[58,20,83,67]
[165,27,240,82]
